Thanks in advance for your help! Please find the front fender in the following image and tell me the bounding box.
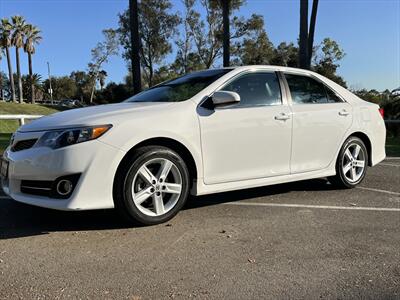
[98,100,204,180]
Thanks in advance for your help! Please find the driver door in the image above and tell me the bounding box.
[198,71,292,184]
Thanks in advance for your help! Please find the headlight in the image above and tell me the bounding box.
[35,125,112,149]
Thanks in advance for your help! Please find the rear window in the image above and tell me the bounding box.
[285,73,343,104]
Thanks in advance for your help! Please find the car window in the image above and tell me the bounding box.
[325,87,343,103]
[126,69,233,103]
[220,72,282,107]
[285,74,328,104]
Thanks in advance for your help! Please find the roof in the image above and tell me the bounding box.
[228,65,320,76]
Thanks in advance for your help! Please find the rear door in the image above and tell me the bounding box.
[283,73,352,173]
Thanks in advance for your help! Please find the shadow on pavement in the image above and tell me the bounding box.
[186,178,334,209]
[0,179,334,240]
[0,201,129,240]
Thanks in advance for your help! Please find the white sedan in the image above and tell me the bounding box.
[1,66,386,225]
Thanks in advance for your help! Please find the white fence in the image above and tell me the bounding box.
[0,114,43,126]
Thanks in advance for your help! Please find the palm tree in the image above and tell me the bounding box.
[307,0,319,66]
[0,18,16,102]
[299,0,319,69]
[24,24,42,103]
[299,0,308,69]
[22,73,42,101]
[129,0,141,94]
[222,0,230,67]
[11,15,27,103]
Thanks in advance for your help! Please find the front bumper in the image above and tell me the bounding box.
[1,136,126,210]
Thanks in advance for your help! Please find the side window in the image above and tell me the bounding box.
[285,74,328,104]
[325,87,343,103]
[221,72,282,107]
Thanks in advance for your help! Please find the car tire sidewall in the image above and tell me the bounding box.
[121,147,190,225]
[336,137,368,188]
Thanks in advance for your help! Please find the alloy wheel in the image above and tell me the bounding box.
[342,142,366,183]
[131,158,182,217]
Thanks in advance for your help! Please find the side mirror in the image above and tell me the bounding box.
[212,91,240,107]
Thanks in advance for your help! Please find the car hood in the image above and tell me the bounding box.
[18,102,175,132]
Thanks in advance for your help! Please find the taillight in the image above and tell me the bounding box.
[378,108,384,118]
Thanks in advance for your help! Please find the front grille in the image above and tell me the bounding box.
[11,139,38,152]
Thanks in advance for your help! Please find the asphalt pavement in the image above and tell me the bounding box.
[0,159,399,299]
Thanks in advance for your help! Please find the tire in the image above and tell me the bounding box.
[114,146,190,225]
[328,136,368,189]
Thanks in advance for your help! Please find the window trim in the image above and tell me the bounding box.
[281,71,347,106]
[199,70,288,110]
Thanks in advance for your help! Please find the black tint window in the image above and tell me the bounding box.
[325,87,343,103]
[285,74,328,104]
[221,72,282,107]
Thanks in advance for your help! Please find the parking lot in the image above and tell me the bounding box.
[0,159,399,299]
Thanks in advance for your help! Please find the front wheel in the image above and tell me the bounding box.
[328,136,368,189]
[114,146,190,225]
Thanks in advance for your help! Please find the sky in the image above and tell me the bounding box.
[1,0,399,91]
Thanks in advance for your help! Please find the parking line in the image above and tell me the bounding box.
[225,202,400,212]
[378,163,400,167]
[357,186,400,196]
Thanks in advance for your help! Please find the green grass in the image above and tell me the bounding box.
[1,120,19,133]
[0,133,12,153]
[0,102,61,115]
[0,102,64,134]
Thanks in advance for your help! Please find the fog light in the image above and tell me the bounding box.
[56,179,73,196]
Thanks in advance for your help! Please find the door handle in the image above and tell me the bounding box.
[338,109,350,116]
[274,113,291,121]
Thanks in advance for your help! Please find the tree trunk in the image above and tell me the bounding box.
[5,46,16,102]
[15,47,23,103]
[28,52,35,104]
[0,74,3,101]
[299,0,309,69]
[183,20,190,74]
[222,0,230,67]
[90,85,95,103]
[89,77,96,103]
[148,67,153,88]
[129,0,142,95]
[307,0,319,68]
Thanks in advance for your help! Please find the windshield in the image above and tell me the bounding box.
[126,69,232,103]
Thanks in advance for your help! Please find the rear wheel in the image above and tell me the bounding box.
[114,146,190,225]
[328,136,368,188]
